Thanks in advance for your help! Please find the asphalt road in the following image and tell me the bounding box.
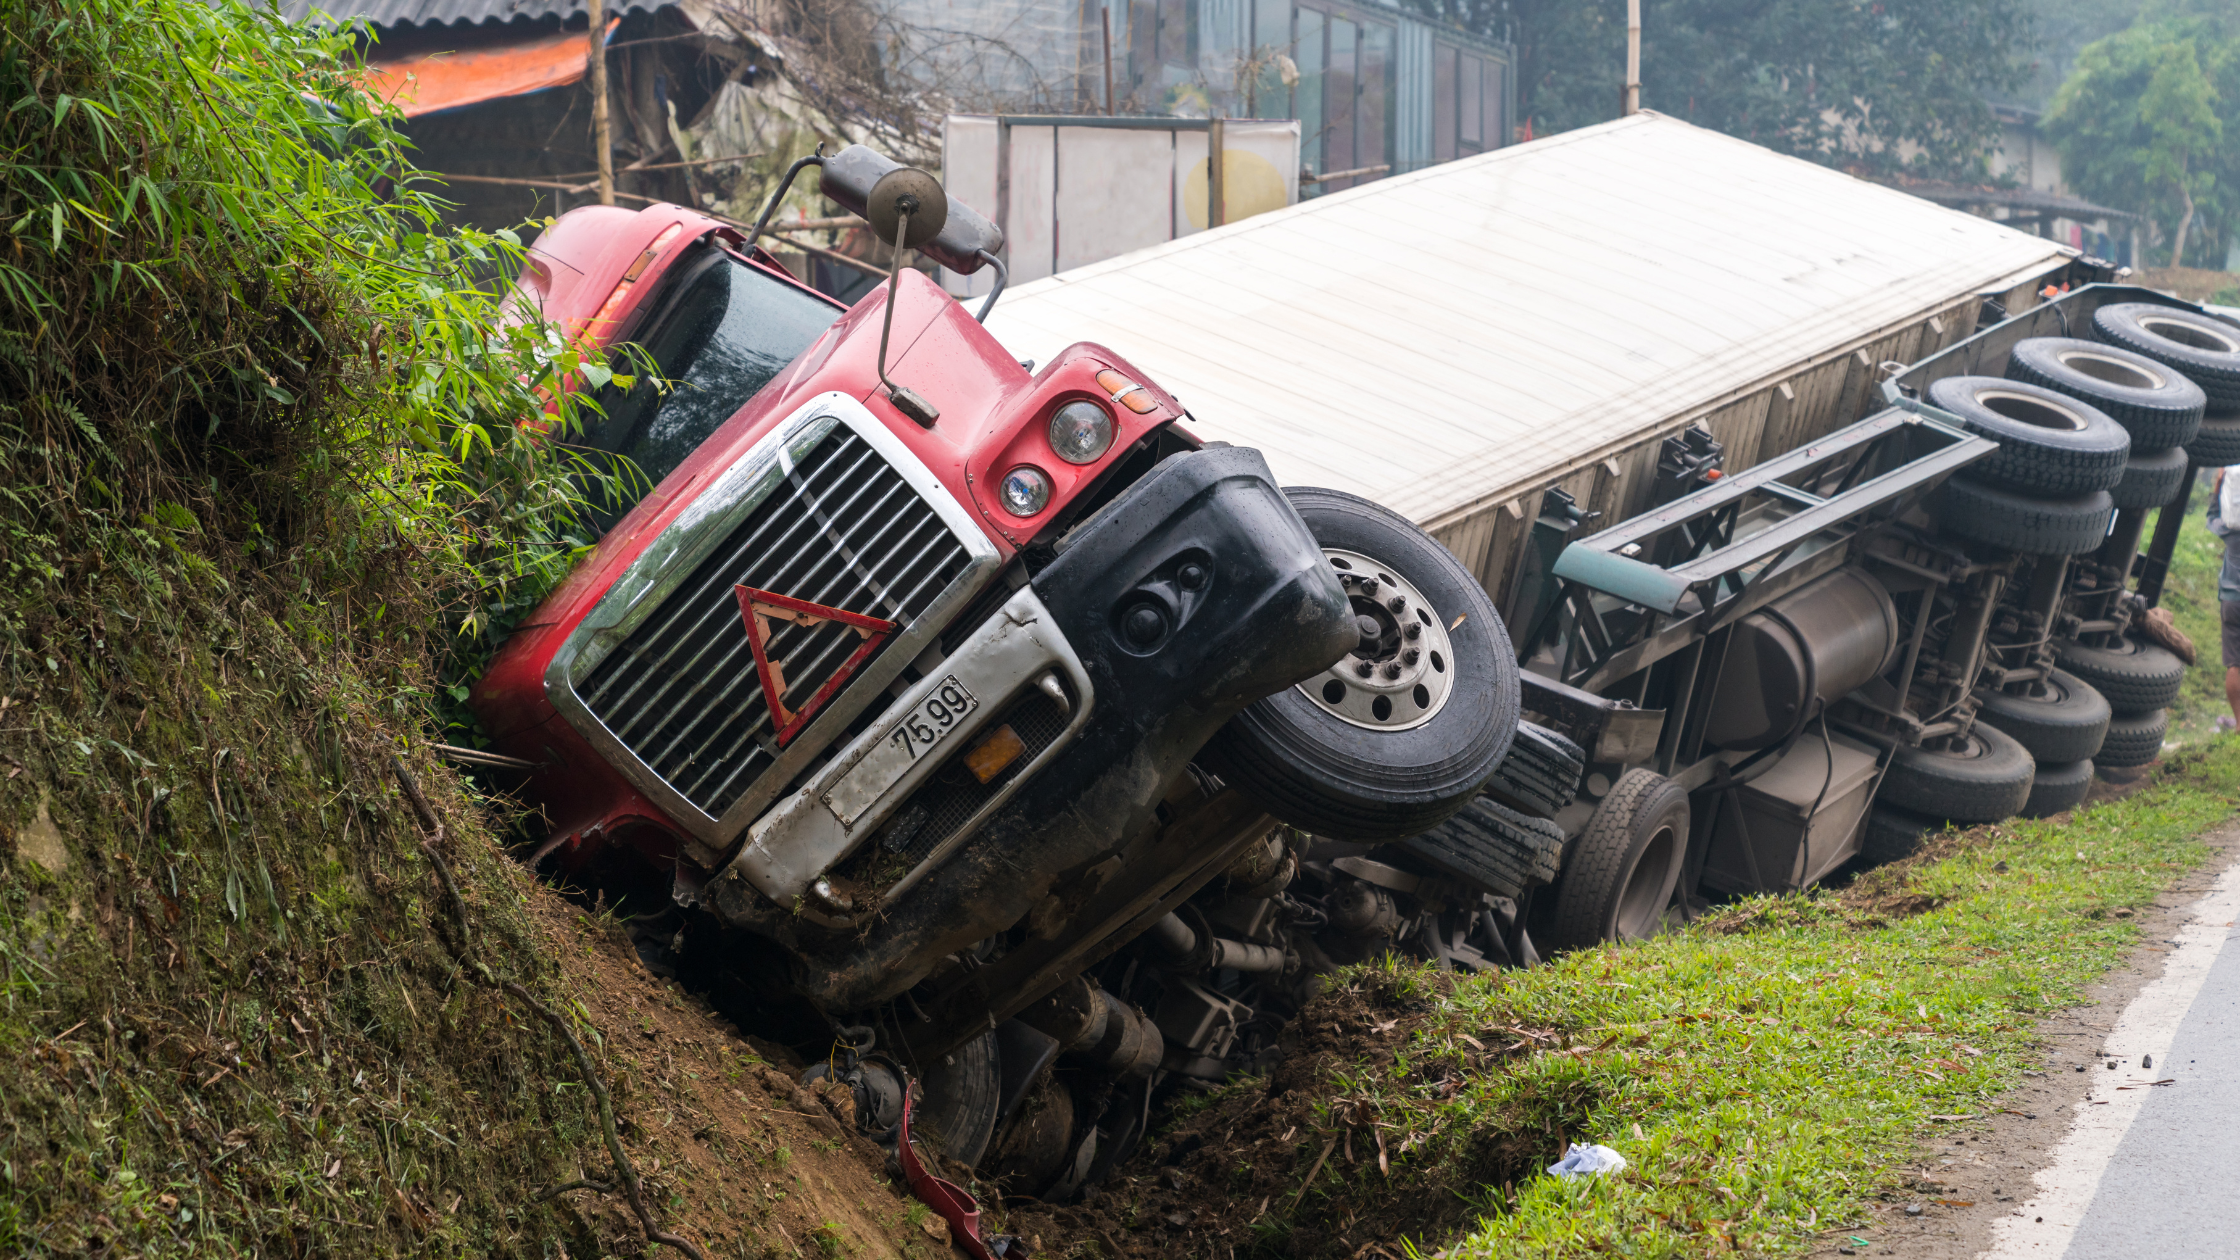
[2063,909,2240,1258]
[1980,856,2240,1259]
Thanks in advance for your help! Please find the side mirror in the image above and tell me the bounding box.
[865,167,948,250]
[819,144,1004,276]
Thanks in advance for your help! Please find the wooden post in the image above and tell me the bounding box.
[1209,117,1225,227]
[1622,0,1641,116]
[588,0,615,205]
[1102,7,1116,116]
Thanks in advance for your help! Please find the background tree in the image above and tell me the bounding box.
[1408,0,2032,177]
[2044,9,2239,268]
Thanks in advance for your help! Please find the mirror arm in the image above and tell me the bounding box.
[743,146,827,253]
[973,249,1008,323]
[875,204,941,427]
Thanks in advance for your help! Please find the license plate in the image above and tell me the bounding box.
[825,676,979,825]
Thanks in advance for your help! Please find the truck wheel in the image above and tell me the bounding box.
[2006,336,2205,450]
[1481,721,1585,820]
[2092,303,2240,410]
[2188,413,2240,466]
[1541,769,1688,951]
[1973,669,2111,764]
[2021,758,2094,817]
[1929,478,2113,556]
[2053,635,2186,713]
[1877,725,2034,823]
[1859,805,1939,866]
[916,1029,1001,1168]
[2109,444,2191,510]
[1924,376,2130,495]
[1205,487,1520,841]
[2094,708,2169,770]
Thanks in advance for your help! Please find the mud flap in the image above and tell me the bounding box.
[899,1090,1030,1259]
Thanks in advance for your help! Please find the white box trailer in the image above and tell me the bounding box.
[982,111,2077,620]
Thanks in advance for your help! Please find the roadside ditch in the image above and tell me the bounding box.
[987,742,2240,1258]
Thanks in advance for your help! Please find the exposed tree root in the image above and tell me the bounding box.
[392,755,709,1260]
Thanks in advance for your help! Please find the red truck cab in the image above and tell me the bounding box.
[474,187,1200,886]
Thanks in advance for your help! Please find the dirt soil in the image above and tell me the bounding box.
[521,892,1022,1260]
[1797,815,2240,1259]
[1005,971,1587,1260]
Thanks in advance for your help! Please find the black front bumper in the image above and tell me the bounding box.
[707,445,1354,1011]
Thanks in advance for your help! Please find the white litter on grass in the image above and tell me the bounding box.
[1547,1144,1629,1177]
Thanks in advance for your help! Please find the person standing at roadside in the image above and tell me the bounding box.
[2210,465,2240,732]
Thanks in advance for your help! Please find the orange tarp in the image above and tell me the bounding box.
[363,21,613,118]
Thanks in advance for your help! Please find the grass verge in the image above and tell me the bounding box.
[1067,742,2240,1258]
[2154,480,2227,746]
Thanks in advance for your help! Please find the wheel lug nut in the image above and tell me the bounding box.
[1381,662,1403,680]
[1359,578,1379,597]
[1388,595,1407,613]
[1354,659,1375,677]
[1403,623,1422,640]
[1402,648,1420,666]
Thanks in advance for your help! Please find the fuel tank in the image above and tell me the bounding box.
[1703,567,1898,750]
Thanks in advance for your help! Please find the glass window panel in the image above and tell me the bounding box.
[1434,44,1457,164]
[1459,52,1482,149]
[1251,0,1292,117]
[1294,7,1324,178]
[1359,21,1390,178]
[585,248,838,523]
[1158,0,1194,67]
[1483,57,1506,147]
[1128,0,1157,96]
[1326,18,1356,184]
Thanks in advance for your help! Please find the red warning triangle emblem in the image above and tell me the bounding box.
[733,586,898,746]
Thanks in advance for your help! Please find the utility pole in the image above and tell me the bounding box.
[1622,0,1641,116]
[1209,117,1225,228]
[1102,6,1116,116]
[589,0,615,205]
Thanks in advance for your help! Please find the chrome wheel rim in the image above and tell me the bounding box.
[1295,547,1456,732]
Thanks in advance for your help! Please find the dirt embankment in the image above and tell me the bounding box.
[512,892,963,1260]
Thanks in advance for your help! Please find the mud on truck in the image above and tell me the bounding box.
[469,148,1540,1202]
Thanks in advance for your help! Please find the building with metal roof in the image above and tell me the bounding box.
[274,0,659,29]
[893,0,1515,192]
[984,111,2078,607]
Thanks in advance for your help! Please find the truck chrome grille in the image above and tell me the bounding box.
[575,429,974,819]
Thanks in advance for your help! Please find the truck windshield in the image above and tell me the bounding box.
[584,246,840,516]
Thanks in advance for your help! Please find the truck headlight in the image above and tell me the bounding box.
[1000,465,1053,517]
[1047,400,1115,464]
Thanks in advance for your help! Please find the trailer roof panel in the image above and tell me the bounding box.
[983,113,2072,527]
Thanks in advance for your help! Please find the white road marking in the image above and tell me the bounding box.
[1980,860,2240,1258]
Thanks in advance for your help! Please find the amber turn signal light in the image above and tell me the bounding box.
[1096,368,1160,414]
[963,724,1027,783]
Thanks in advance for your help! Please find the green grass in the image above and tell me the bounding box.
[1433,749,2240,1255]
[2155,481,2229,745]
[1134,743,2240,1259]
[1434,751,2238,1255]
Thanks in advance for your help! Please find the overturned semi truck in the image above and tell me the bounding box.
[469,113,2234,1205]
